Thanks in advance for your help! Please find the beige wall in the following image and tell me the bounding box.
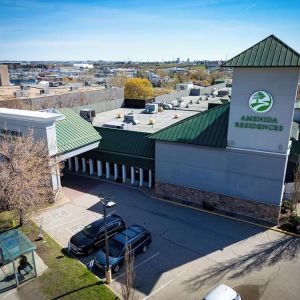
[0,65,10,86]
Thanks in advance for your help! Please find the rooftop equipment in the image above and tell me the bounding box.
[103,121,128,129]
[80,108,96,123]
[144,103,158,114]
[123,112,140,125]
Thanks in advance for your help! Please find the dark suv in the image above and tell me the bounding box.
[94,225,152,273]
[69,215,125,255]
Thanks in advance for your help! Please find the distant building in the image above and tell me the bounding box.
[0,65,10,86]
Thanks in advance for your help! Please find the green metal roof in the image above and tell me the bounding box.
[94,127,154,158]
[149,103,230,148]
[56,108,101,154]
[84,127,155,169]
[222,35,300,67]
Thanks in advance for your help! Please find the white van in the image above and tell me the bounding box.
[203,284,241,300]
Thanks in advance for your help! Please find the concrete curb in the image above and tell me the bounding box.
[150,195,300,238]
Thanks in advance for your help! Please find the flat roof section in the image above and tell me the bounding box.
[0,85,106,101]
[0,107,62,122]
[92,107,204,133]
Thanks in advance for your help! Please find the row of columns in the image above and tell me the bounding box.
[68,156,153,188]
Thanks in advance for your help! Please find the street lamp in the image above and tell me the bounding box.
[98,194,116,284]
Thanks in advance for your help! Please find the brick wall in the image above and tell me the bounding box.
[155,181,281,224]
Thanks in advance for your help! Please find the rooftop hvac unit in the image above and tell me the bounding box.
[80,109,96,123]
[144,103,158,114]
[20,85,30,90]
[124,113,140,125]
[103,121,128,129]
[39,88,49,95]
[70,86,79,91]
[14,90,29,98]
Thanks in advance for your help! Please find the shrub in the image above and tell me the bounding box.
[202,201,215,211]
[281,200,293,213]
[289,214,300,227]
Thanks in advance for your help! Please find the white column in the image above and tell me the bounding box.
[139,168,144,187]
[97,160,102,177]
[148,169,152,188]
[68,158,72,171]
[131,167,135,185]
[122,165,126,183]
[82,157,86,173]
[89,159,94,175]
[114,163,118,180]
[75,156,79,172]
[106,162,110,179]
[57,171,61,188]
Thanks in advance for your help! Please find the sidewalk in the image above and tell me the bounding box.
[0,252,47,300]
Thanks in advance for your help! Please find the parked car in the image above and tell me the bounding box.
[94,225,152,273]
[203,284,241,300]
[69,215,125,255]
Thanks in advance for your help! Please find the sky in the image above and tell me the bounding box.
[0,0,300,61]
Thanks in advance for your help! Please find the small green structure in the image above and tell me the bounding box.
[0,229,37,293]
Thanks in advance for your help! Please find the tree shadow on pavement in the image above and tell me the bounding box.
[185,236,300,290]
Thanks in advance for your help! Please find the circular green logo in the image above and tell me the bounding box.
[249,91,273,113]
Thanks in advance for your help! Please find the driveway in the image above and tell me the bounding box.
[34,174,300,300]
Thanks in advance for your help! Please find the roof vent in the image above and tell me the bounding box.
[124,112,140,125]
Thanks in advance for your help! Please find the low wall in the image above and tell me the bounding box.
[155,90,190,103]
[71,98,124,114]
[155,181,281,224]
[0,87,124,111]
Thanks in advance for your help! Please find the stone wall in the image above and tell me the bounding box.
[155,181,281,224]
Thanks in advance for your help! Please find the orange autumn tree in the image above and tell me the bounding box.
[124,78,154,99]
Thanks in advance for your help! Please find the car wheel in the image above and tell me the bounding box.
[86,247,94,256]
[112,264,120,273]
[141,245,148,253]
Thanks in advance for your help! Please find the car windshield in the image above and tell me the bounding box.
[83,220,103,237]
[108,239,124,258]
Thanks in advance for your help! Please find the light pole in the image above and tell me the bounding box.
[98,194,116,284]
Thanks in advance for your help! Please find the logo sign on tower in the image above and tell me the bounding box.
[249,91,273,113]
[235,90,283,132]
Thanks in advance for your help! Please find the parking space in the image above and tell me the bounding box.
[34,175,300,300]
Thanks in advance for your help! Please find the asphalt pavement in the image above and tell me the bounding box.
[33,174,300,300]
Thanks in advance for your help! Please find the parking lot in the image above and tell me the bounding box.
[34,174,300,300]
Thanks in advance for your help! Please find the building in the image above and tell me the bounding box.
[0,65,10,86]
[0,107,101,190]
[0,35,299,225]
[151,35,300,224]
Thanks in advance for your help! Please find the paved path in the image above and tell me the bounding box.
[34,175,300,300]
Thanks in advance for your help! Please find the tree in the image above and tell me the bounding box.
[109,75,127,87]
[0,132,58,224]
[121,244,136,300]
[124,78,154,99]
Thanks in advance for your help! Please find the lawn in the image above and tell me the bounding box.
[19,222,118,300]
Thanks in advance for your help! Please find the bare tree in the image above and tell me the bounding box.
[109,75,127,88]
[291,156,300,213]
[121,244,136,300]
[0,131,59,224]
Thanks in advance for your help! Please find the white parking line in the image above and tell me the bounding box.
[45,214,94,231]
[112,252,160,282]
[142,270,186,300]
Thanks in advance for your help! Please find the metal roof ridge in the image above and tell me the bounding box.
[222,34,300,67]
